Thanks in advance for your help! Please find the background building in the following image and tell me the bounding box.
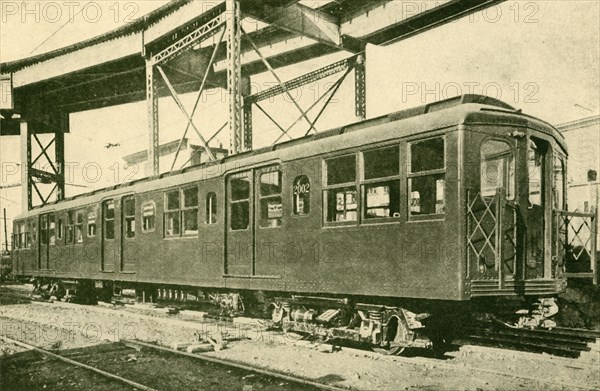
[557,115,600,213]
[122,138,228,180]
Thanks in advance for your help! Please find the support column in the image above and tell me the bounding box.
[146,61,159,176]
[243,101,253,151]
[20,121,31,211]
[55,126,65,201]
[241,75,252,151]
[226,0,242,154]
[355,53,366,121]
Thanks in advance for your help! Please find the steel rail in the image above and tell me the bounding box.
[0,336,158,391]
[124,339,348,391]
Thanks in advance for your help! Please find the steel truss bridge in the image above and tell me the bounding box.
[0,0,502,211]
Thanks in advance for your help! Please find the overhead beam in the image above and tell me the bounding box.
[242,2,342,48]
[341,0,505,45]
[151,12,226,65]
[245,55,357,104]
[2,0,506,119]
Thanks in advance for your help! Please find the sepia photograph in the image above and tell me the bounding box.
[0,1,599,390]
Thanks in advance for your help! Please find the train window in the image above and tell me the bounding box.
[408,137,445,216]
[142,202,156,232]
[104,201,115,240]
[259,171,282,228]
[182,187,198,235]
[480,140,515,200]
[87,211,97,237]
[554,157,565,210]
[206,193,217,224]
[230,173,250,230]
[57,218,63,240]
[21,222,27,248]
[364,146,399,180]
[40,215,48,245]
[231,175,250,201]
[164,190,180,237]
[49,213,56,245]
[324,155,358,223]
[326,155,356,185]
[16,222,24,248]
[123,197,136,238]
[528,138,546,207]
[362,146,401,219]
[30,221,36,244]
[293,176,310,216]
[66,211,75,243]
[324,187,357,222]
[75,211,84,243]
[410,137,444,173]
[364,181,400,219]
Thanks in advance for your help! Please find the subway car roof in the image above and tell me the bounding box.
[16,94,566,219]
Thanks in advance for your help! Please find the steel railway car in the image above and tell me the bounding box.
[11,94,569,353]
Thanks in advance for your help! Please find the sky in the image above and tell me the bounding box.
[0,0,599,244]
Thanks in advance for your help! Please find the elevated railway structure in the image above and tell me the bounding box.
[1,0,504,211]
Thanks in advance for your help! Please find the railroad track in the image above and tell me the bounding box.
[124,340,347,391]
[1,336,157,391]
[4,283,598,362]
[0,336,346,391]
[461,321,600,358]
[1,298,598,391]
[0,289,32,305]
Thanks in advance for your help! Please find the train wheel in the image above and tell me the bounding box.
[372,313,414,356]
[372,345,406,356]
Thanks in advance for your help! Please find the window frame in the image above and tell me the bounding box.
[553,153,567,211]
[258,169,283,229]
[40,214,48,246]
[48,212,56,245]
[75,210,84,243]
[123,196,136,239]
[163,186,200,238]
[87,210,97,238]
[164,189,181,238]
[30,221,36,246]
[141,201,156,233]
[479,138,516,201]
[292,175,311,217]
[103,200,115,241]
[360,145,401,222]
[527,137,547,208]
[323,153,359,226]
[206,192,218,225]
[57,218,63,240]
[229,172,252,232]
[407,135,447,221]
[181,186,199,236]
[66,210,75,244]
[20,221,26,248]
[15,221,23,249]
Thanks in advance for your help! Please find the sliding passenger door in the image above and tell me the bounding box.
[121,196,136,273]
[224,165,283,277]
[38,214,49,270]
[254,166,283,277]
[226,171,254,276]
[524,137,551,279]
[468,137,520,284]
[101,199,116,272]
